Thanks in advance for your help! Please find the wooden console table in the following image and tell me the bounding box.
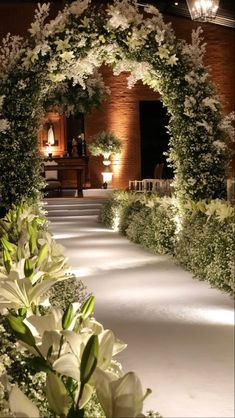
[44,157,89,195]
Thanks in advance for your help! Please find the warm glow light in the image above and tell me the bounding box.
[112,154,122,177]
[113,209,120,231]
[46,144,52,157]
[186,0,219,22]
[102,169,113,185]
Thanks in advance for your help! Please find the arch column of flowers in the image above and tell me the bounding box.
[0,0,233,208]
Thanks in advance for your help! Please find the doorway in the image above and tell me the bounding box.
[66,114,85,156]
[139,100,172,179]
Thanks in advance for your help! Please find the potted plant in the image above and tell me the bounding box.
[88,131,122,160]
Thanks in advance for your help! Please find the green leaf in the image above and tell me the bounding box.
[28,222,37,254]
[64,377,77,396]
[81,296,95,321]
[3,249,12,273]
[80,334,99,385]
[35,242,49,268]
[7,314,36,347]
[1,236,16,253]
[24,258,34,278]
[18,307,27,317]
[28,356,53,373]
[62,303,74,330]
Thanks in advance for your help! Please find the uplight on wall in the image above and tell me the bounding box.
[102,166,113,188]
[186,0,220,22]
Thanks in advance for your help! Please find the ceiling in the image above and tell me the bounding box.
[1,0,234,28]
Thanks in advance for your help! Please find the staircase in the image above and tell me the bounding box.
[44,197,106,221]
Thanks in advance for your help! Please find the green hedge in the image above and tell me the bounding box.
[99,191,234,296]
[175,211,235,295]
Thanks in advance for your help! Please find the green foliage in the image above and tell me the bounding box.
[126,200,176,255]
[175,210,235,295]
[100,191,235,295]
[88,131,122,158]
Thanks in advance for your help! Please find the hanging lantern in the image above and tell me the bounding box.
[186,0,220,22]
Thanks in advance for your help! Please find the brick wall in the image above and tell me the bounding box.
[0,3,234,187]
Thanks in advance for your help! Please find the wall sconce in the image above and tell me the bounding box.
[186,0,220,22]
[102,166,113,188]
[43,123,58,157]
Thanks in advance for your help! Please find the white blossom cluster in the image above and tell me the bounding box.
[0,96,10,134]
[220,112,235,143]
[28,3,50,40]
[107,0,141,30]
[0,33,23,79]
[182,27,207,66]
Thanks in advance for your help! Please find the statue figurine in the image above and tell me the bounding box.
[71,137,78,157]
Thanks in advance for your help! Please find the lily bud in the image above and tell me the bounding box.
[7,314,36,347]
[24,258,34,278]
[81,295,95,321]
[62,303,74,330]
[35,242,49,268]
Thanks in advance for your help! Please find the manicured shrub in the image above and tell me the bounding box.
[100,191,235,295]
[175,210,235,295]
[126,199,176,254]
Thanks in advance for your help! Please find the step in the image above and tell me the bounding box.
[46,209,101,217]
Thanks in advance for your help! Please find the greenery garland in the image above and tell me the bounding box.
[0,0,234,208]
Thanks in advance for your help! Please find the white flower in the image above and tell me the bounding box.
[182,27,206,66]
[205,199,234,221]
[202,97,219,112]
[144,4,161,16]
[108,12,130,30]
[196,120,212,133]
[94,369,150,418]
[28,21,40,37]
[17,80,27,89]
[128,27,147,50]
[212,140,227,151]
[184,95,197,118]
[155,28,165,45]
[69,0,90,16]
[0,95,5,110]
[55,38,70,52]
[9,386,40,418]
[0,119,10,133]
[219,112,235,142]
[48,73,66,82]
[21,48,39,68]
[157,45,169,59]
[107,1,140,31]
[167,54,178,66]
[60,51,75,61]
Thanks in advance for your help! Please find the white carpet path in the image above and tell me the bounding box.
[46,198,234,418]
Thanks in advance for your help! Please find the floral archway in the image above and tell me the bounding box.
[0,0,232,208]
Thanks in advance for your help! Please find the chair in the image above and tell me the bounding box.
[44,160,62,197]
[153,163,164,179]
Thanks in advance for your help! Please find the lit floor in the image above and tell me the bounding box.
[46,198,234,418]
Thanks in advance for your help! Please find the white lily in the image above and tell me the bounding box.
[0,277,57,313]
[9,386,40,418]
[94,369,150,418]
[46,372,70,416]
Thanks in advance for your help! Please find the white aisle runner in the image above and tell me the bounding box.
[46,197,234,418]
